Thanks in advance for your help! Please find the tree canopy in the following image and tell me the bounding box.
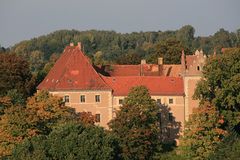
[109,86,162,160]
[178,102,227,160]
[11,123,119,160]
[0,53,35,97]
[194,48,240,128]
[0,90,81,157]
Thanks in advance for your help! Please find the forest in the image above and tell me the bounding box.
[0,25,240,159]
[1,25,240,73]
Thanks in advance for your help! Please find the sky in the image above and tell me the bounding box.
[0,0,239,47]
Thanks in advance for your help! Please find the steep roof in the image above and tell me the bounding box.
[37,45,111,91]
[102,76,184,96]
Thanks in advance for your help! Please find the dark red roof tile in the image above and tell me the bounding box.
[37,46,111,91]
[102,76,184,96]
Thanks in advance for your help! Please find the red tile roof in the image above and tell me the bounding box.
[38,44,184,96]
[107,65,141,76]
[162,65,182,77]
[102,76,184,96]
[105,64,182,77]
[37,46,111,91]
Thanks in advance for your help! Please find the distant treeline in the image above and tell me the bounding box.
[0,25,240,76]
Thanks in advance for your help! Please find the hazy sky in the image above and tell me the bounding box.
[0,0,239,47]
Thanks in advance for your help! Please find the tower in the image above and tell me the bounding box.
[181,50,206,121]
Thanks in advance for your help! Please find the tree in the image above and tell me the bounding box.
[212,28,232,51]
[93,51,106,65]
[194,48,240,128]
[0,90,81,157]
[109,86,162,160]
[209,124,240,160]
[6,89,25,105]
[176,25,195,48]
[0,53,34,97]
[11,123,120,160]
[116,49,142,65]
[178,102,227,160]
[146,39,190,64]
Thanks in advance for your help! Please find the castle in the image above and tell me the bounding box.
[38,42,206,141]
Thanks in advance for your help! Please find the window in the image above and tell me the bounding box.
[157,99,161,104]
[119,99,123,105]
[168,113,173,122]
[95,114,101,122]
[169,98,173,104]
[95,95,100,102]
[80,95,85,103]
[197,66,200,71]
[64,95,69,103]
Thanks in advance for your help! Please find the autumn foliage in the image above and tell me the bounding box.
[178,102,227,159]
[0,90,81,157]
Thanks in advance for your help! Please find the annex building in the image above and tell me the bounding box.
[38,42,206,141]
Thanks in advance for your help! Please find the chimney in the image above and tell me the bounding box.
[181,50,186,74]
[141,59,146,65]
[70,42,74,47]
[140,59,146,76]
[157,57,163,76]
[78,42,82,51]
[158,57,163,65]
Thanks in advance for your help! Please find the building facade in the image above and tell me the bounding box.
[38,42,206,141]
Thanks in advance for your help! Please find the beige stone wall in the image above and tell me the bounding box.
[50,90,113,128]
[49,89,190,142]
[183,76,201,121]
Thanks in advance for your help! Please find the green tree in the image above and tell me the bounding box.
[212,28,232,51]
[176,25,195,48]
[194,48,240,128]
[11,123,120,160]
[109,86,162,160]
[146,39,190,64]
[93,51,106,65]
[208,124,240,160]
[178,102,227,160]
